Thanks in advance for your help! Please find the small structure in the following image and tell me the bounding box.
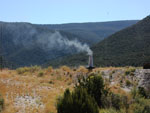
[86,55,95,71]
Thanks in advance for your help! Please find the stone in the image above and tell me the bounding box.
[135,69,150,91]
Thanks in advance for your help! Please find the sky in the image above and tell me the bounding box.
[0,0,150,24]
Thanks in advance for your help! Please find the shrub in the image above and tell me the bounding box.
[57,88,99,113]
[61,66,70,72]
[125,67,136,75]
[131,98,150,113]
[16,67,30,74]
[29,66,41,73]
[49,81,54,84]
[110,93,129,111]
[76,74,105,107]
[101,71,105,76]
[126,80,132,87]
[100,108,125,113]
[0,95,4,112]
[38,71,44,77]
[131,87,138,99]
[16,66,41,74]
[138,87,148,98]
[111,94,122,110]
[46,66,53,73]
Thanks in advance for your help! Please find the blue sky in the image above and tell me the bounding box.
[0,0,150,24]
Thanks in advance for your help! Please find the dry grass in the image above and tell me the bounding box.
[0,66,139,113]
[0,67,75,113]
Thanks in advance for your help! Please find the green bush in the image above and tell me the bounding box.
[138,87,148,98]
[0,95,4,112]
[131,87,138,99]
[132,98,150,113]
[111,94,122,110]
[16,67,29,74]
[38,71,44,77]
[76,74,105,107]
[57,88,99,113]
[125,80,132,87]
[100,108,125,113]
[125,67,136,75]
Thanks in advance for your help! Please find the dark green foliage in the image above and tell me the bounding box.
[57,88,99,113]
[111,94,122,110]
[143,105,150,113]
[132,97,150,113]
[138,87,148,98]
[76,74,105,107]
[111,94,129,110]
[75,73,130,110]
[0,95,4,112]
[125,70,130,75]
[101,92,129,111]
[126,80,132,87]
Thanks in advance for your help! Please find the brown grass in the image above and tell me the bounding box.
[0,66,138,113]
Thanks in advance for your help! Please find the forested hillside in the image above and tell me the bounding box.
[0,20,138,67]
[46,16,150,67]
[38,20,138,45]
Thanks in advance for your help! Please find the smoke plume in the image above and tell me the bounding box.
[9,23,93,55]
[37,31,93,55]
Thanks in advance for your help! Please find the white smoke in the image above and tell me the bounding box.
[10,23,93,55]
[37,31,93,55]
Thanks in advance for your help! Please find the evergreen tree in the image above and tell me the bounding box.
[57,88,99,113]
[76,74,106,107]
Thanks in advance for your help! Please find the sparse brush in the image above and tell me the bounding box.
[125,67,136,75]
[29,65,41,73]
[101,71,105,76]
[16,67,29,74]
[60,66,70,72]
[49,81,54,84]
[126,80,132,87]
[131,87,138,99]
[46,66,53,74]
[77,66,88,73]
[38,71,44,77]
[0,94,4,112]
[16,66,41,75]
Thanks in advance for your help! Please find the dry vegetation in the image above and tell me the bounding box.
[0,66,142,113]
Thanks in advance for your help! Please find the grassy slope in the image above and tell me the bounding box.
[0,66,139,113]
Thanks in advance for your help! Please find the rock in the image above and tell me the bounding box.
[135,69,150,91]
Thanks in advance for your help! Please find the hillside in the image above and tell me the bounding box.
[0,66,145,113]
[46,16,150,67]
[0,56,15,69]
[0,20,138,67]
[38,20,139,45]
[0,22,87,67]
